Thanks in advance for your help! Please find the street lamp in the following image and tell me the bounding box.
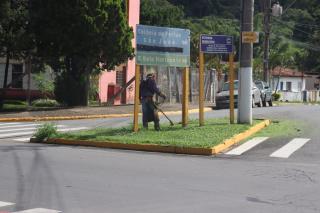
[263,1,282,85]
[272,2,283,17]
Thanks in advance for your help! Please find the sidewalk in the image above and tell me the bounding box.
[0,103,213,121]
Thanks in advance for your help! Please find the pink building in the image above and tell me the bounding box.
[98,0,140,105]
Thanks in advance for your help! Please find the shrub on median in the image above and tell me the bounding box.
[33,123,58,141]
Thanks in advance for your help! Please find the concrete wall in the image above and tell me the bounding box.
[272,76,306,92]
[279,90,319,102]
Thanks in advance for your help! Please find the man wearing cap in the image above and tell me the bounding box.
[139,73,166,131]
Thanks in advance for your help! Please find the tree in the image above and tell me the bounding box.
[140,0,184,27]
[0,0,32,107]
[29,0,134,106]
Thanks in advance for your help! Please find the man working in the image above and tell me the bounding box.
[139,73,166,131]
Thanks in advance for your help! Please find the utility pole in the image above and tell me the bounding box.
[238,0,254,124]
[263,0,271,84]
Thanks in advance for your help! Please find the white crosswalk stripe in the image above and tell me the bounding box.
[0,201,14,207]
[0,201,61,213]
[0,122,20,126]
[0,122,88,140]
[0,126,64,133]
[0,124,40,129]
[225,137,269,155]
[270,138,310,158]
[225,137,311,159]
[13,208,61,213]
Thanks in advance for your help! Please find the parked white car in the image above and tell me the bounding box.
[215,80,262,109]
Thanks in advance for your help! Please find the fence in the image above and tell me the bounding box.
[278,90,320,102]
[142,66,217,105]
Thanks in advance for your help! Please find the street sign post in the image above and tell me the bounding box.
[242,31,259,43]
[200,35,233,54]
[134,25,191,132]
[199,34,235,124]
[136,25,190,67]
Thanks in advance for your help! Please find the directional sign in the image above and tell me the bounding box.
[200,35,233,54]
[136,25,190,67]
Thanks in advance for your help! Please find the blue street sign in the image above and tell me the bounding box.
[136,25,190,67]
[200,35,233,54]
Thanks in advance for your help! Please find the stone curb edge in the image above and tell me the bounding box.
[30,119,271,156]
[0,107,211,122]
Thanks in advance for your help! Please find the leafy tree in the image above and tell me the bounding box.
[140,0,184,27]
[0,0,33,107]
[32,71,54,98]
[181,16,239,66]
[29,0,134,106]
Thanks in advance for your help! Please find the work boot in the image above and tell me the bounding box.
[154,122,160,131]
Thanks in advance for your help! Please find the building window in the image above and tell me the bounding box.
[286,82,292,91]
[280,82,284,91]
[116,70,124,86]
[11,64,23,88]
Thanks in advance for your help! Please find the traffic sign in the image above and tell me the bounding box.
[136,25,190,67]
[242,31,259,43]
[200,35,233,54]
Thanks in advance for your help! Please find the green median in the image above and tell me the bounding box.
[49,118,259,148]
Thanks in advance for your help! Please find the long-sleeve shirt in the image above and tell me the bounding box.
[140,78,161,98]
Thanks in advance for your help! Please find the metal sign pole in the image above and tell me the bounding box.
[199,51,205,126]
[229,53,235,124]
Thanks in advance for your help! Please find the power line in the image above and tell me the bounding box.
[273,18,315,37]
[282,0,298,15]
[272,34,320,52]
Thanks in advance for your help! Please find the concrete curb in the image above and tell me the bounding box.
[0,107,212,122]
[31,119,271,156]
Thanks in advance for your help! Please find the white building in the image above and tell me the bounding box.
[0,58,54,100]
[272,67,319,102]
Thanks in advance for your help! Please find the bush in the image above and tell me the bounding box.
[4,100,26,105]
[272,93,281,101]
[32,99,59,107]
[33,123,57,141]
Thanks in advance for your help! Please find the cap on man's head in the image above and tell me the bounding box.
[146,73,154,78]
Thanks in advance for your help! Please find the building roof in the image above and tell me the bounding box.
[271,67,312,78]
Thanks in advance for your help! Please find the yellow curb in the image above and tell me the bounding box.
[30,119,270,156]
[39,138,213,155]
[0,107,212,122]
[211,119,271,154]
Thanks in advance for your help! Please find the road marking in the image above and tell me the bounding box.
[270,138,310,158]
[225,137,269,155]
[58,127,88,132]
[12,137,31,142]
[13,208,61,213]
[0,127,88,139]
[0,124,41,129]
[0,126,65,133]
[0,122,20,126]
[0,131,35,138]
[0,201,14,207]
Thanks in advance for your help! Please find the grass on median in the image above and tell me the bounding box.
[53,118,260,148]
[253,119,305,138]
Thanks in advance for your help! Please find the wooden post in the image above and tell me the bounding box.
[229,53,235,124]
[182,67,189,127]
[199,52,205,126]
[133,64,140,132]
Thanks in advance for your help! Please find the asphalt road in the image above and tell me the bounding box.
[0,104,319,213]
